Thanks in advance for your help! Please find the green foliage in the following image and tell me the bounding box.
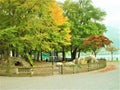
[106,45,119,53]
[106,45,119,60]
[26,53,34,66]
[59,0,107,58]
[0,0,71,63]
[0,26,18,50]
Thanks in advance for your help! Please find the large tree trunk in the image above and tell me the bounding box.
[12,49,15,57]
[4,48,11,75]
[16,49,19,57]
[78,49,81,58]
[62,46,65,61]
[4,49,9,61]
[93,50,97,57]
[37,51,40,61]
[55,51,59,61]
[23,47,28,59]
[71,47,78,60]
[11,49,19,57]
[0,50,4,59]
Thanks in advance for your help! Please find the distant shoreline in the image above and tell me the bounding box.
[96,54,120,60]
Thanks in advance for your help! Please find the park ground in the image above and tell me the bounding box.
[0,62,120,90]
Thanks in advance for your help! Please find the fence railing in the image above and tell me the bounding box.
[0,60,106,76]
[58,60,106,74]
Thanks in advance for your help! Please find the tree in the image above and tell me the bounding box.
[106,45,119,60]
[60,0,106,59]
[0,0,71,62]
[0,0,59,73]
[83,35,112,57]
[50,1,71,60]
[0,0,54,60]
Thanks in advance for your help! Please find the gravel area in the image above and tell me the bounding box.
[0,62,119,90]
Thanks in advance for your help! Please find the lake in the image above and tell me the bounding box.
[65,53,120,61]
[96,54,120,60]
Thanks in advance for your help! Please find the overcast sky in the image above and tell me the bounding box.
[92,0,120,29]
[57,0,120,29]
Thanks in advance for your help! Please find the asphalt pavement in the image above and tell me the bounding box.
[0,62,120,90]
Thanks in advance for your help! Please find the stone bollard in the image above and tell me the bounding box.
[56,62,63,74]
[30,68,34,76]
[15,68,19,74]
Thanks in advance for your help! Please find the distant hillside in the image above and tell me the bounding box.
[104,26,120,48]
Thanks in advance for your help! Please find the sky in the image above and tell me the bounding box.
[92,0,120,29]
[57,0,120,29]
[91,0,120,48]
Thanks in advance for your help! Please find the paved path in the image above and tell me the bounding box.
[0,62,120,90]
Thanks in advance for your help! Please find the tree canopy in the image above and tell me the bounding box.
[83,35,112,56]
[0,0,112,62]
[106,45,119,60]
[0,0,71,61]
[59,0,107,59]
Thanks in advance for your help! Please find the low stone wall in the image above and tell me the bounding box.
[0,60,106,76]
[58,60,106,74]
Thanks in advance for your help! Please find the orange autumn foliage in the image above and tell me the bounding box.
[83,35,112,49]
[50,0,67,26]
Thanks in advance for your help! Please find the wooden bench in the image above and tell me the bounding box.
[16,67,33,75]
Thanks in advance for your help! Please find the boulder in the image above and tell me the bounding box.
[64,62,75,66]
[9,57,31,67]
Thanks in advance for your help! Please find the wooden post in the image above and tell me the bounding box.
[73,65,75,74]
[61,65,63,74]
[52,64,54,75]
[87,63,90,71]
